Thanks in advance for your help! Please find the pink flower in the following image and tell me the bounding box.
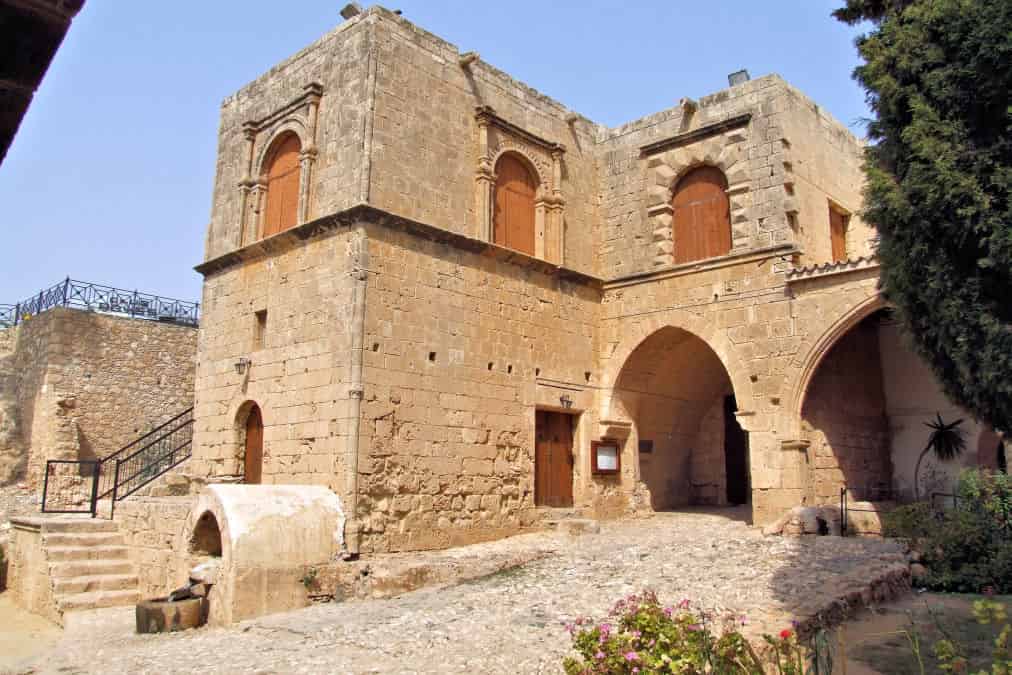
[631,630,641,638]
[594,651,605,660]
[632,669,639,674]
[687,624,701,632]
[663,607,673,617]
[739,615,747,626]
[599,623,611,635]
[678,598,691,609]
[564,622,575,634]
[624,651,639,662]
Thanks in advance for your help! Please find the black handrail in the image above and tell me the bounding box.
[0,304,14,328]
[41,407,195,517]
[8,278,199,327]
[95,407,194,500]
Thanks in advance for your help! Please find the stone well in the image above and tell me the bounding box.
[185,484,345,625]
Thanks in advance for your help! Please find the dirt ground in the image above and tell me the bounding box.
[0,594,60,674]
[840,592,1008,674]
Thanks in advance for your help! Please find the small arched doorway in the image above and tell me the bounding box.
[493,153,537,255]
[244,404,263,484]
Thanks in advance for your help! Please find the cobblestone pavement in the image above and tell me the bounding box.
[22,510,907,675]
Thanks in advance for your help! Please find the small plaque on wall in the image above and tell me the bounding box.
[591,439,621,475]
[639,440,654,454]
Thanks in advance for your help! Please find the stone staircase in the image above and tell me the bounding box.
[43,518,140,615]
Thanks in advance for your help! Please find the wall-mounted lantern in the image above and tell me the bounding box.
[591,438,621,476]
[559,394,573,409]
[234,357,251,376]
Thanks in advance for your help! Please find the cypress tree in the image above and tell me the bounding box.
[835,0,1012,430]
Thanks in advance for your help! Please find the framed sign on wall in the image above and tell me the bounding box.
[591,438,621,475]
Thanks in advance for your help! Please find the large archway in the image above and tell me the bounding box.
[613,326,749,511]
[798,308,985,503]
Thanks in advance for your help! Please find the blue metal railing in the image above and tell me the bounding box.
[8,278,199,327]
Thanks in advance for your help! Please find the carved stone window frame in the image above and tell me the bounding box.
[238,82,323,247]
[639,114,756,268]
[474,106,566,264]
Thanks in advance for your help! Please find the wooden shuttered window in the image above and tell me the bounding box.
[672,166,732,264]
[829,206,849,262]
[493,153,537,256]
[262,133,302,239]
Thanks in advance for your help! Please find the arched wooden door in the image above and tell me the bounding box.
[493,154,537,256]
[672,166,731,264]
[262,134,302,238]
[244,404,263,484]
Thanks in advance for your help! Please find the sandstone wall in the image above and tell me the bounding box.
[191,226,359,492]
[115,496,193,599]
[801,316,891,504]
[5,309,196,486]
[778,83,873,266]
[597,76,793,279]
[357,221,601,552]
[204,15,372,261]
[366,10,601,275]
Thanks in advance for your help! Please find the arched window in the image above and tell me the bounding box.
[672,166,731,264]
[261,133,302,238]
[493,153,537,256]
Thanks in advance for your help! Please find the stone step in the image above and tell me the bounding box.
[50,559,134,579]
[54,573,139,595]
[46,545,130,562]
[57,589,140,613]
[43,531,124,548]
[42,519,119,534]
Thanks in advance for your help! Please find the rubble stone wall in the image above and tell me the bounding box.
[357,222,601,552]
[5,309,196,486]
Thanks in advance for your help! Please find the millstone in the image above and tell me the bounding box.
[135,597,208,634]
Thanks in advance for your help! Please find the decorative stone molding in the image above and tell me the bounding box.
[237,82,323,247]
[474,106,566,264]
[640,115,755,268]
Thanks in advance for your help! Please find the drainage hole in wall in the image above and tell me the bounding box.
[428,352,436,362]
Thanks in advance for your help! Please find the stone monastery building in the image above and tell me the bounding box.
[186,5,987,555]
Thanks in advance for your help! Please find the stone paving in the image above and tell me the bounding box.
[18,510,908,675]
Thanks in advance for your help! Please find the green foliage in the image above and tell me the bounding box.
[915,414,968,499]
[887,470,1012,593]
[933,598,1011,674]
[562,590,833,674]
[883,501,937,539]
[833,0,1012,430]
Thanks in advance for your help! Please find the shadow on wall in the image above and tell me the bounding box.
[613,326,749,514]
[801,311,893,505]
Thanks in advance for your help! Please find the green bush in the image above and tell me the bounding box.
[890,470,1012,594]
[883,502,937,540]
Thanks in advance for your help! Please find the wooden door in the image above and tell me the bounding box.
[262,134,302,238]
[493,154,537,256]
[244,405,263,484]
[723,395,749,505]
[672,166,731,264]
[830,207,848,262]
[535,411,574,507]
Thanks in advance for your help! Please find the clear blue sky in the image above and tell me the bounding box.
[0,1,869,305]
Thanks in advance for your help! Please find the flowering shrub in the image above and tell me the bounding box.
[562,591,828,675]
